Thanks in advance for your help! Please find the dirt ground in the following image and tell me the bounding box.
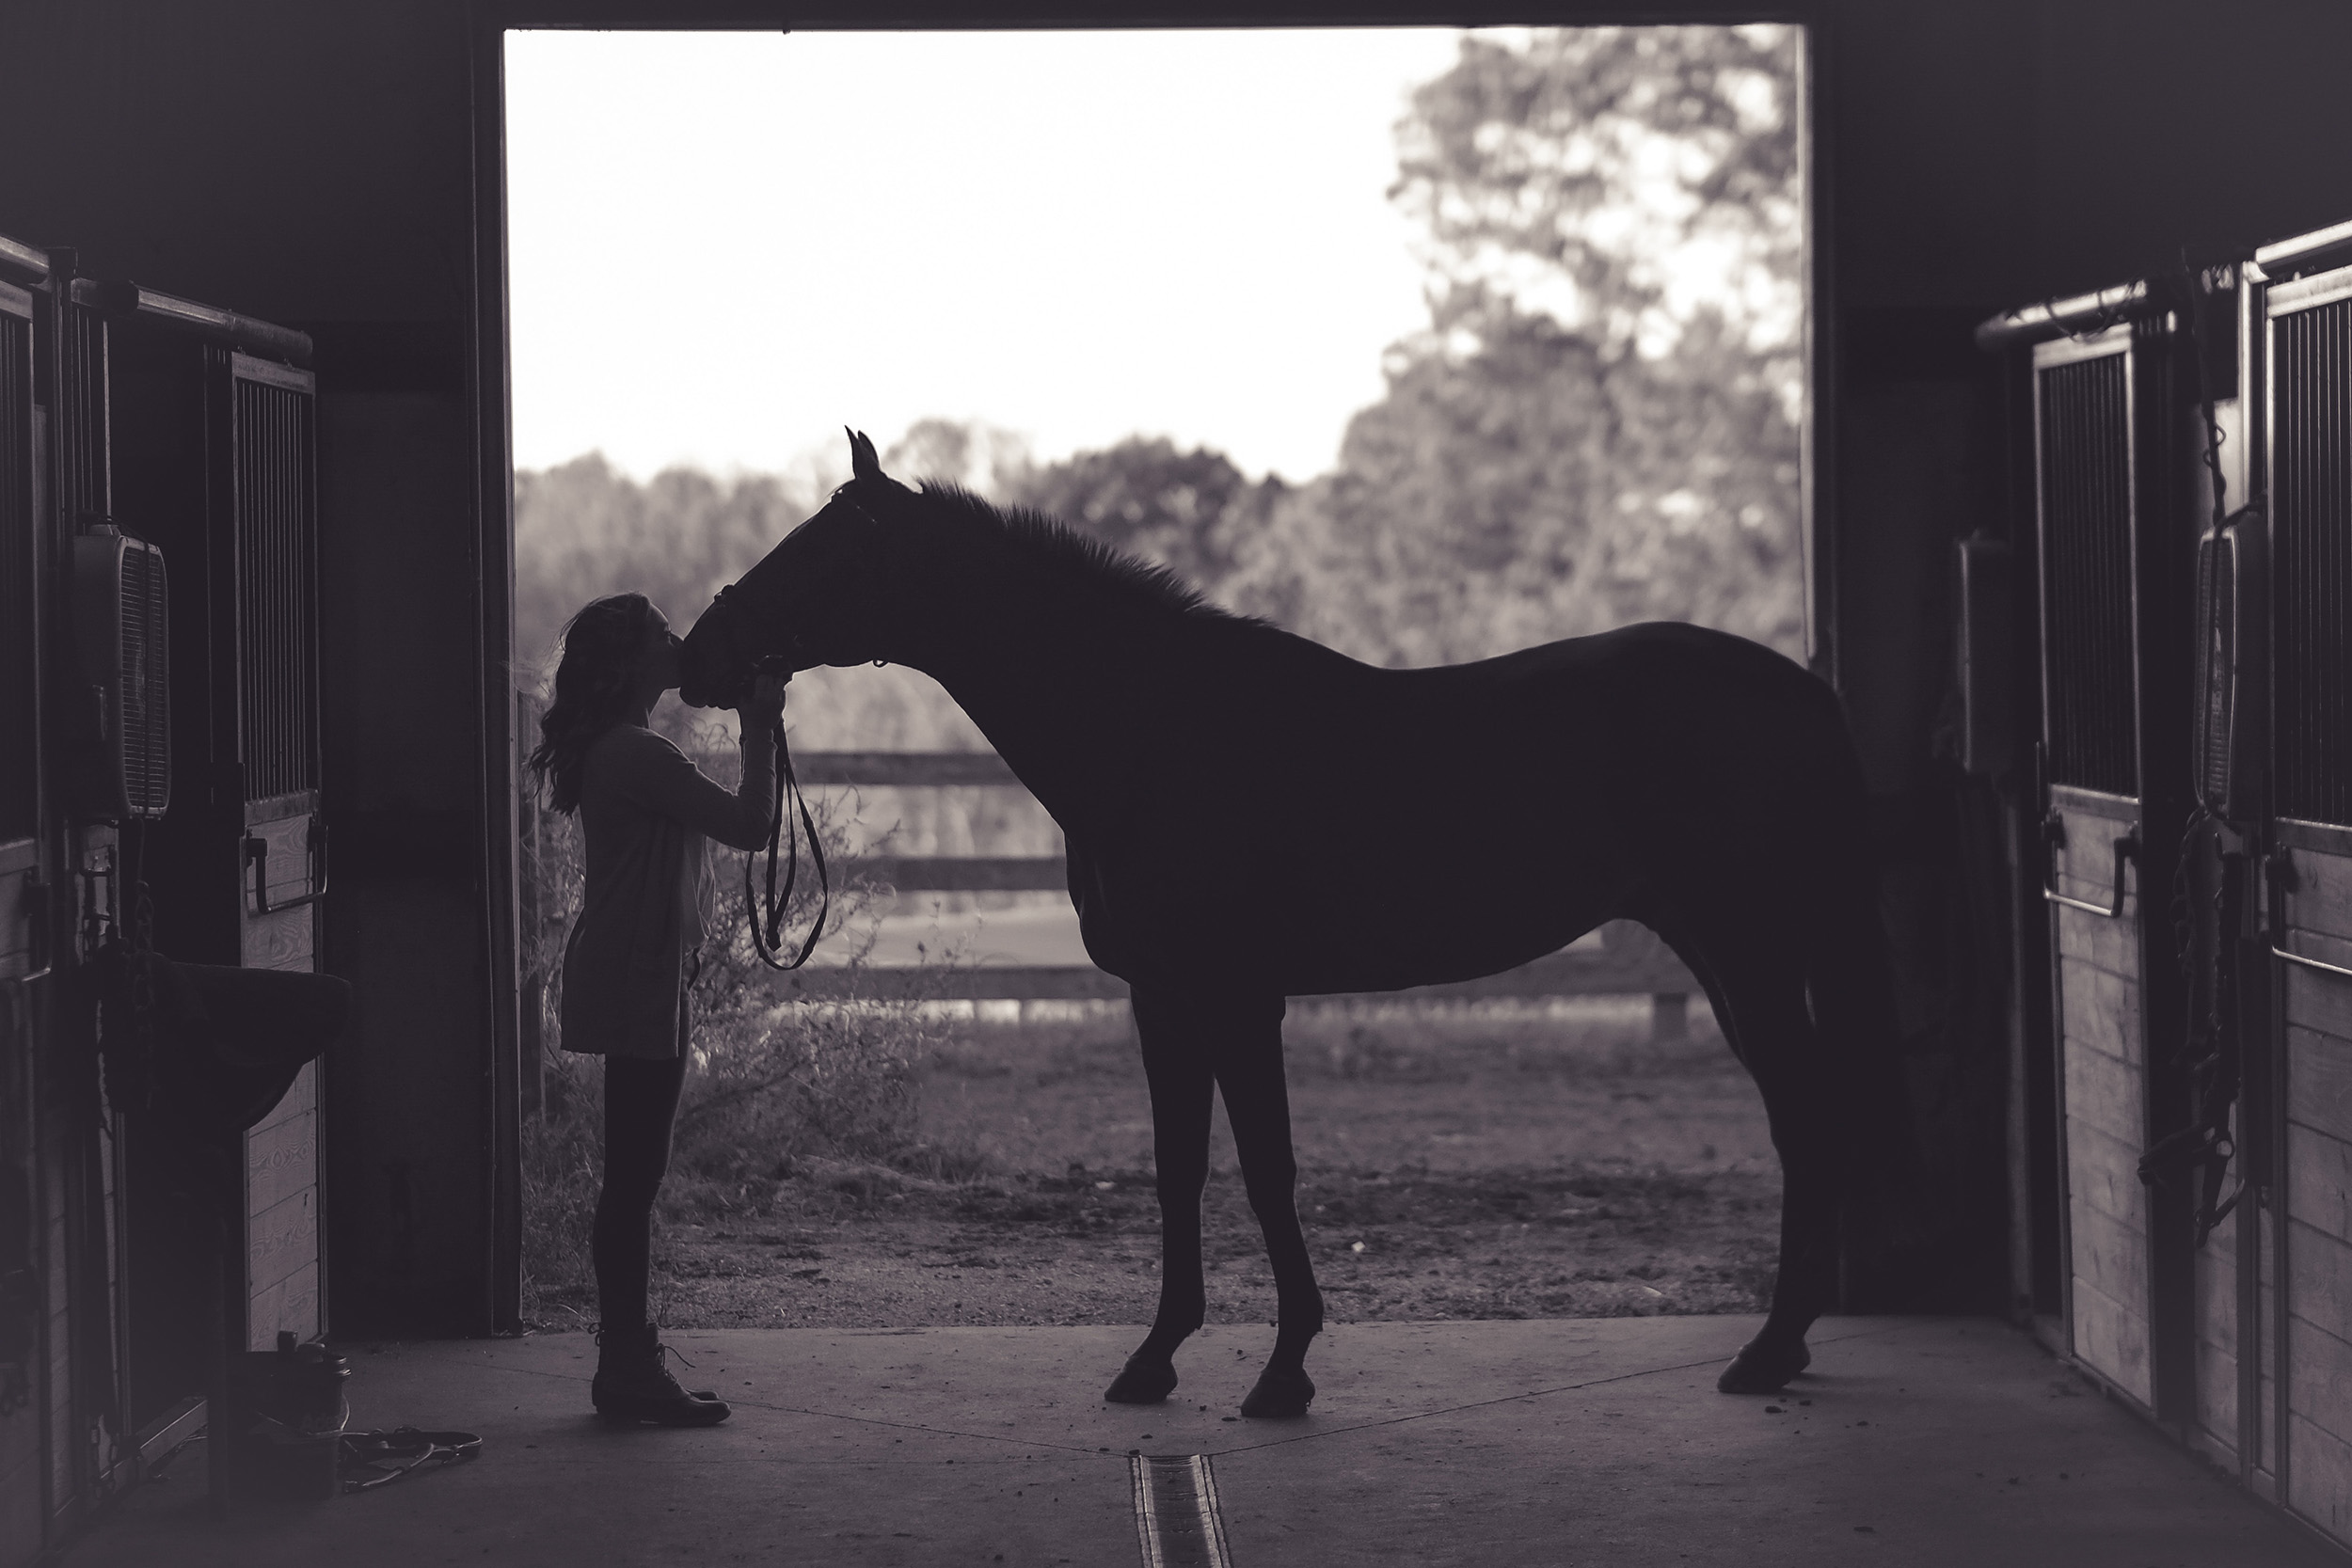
[538,1000,1787,1334]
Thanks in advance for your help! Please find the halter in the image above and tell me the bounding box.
[714,484,896,971]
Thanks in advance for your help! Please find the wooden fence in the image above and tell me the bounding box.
[513,722,1705,1049]
[764,752,1702,1041]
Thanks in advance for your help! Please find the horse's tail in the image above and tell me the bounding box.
[1798,684,1912,1184]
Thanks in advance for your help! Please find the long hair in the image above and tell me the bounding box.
[527,593,659,815]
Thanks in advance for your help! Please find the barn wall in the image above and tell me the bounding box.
[0,0,506,1336]
[1811,0,2352,1314]
[1820,0,2352,800]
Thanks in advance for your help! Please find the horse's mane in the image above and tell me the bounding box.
[916,481,1261,626]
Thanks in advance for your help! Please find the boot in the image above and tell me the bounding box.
[591,1323,731,1426]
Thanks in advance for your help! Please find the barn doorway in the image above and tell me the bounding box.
[499,24,1812,1337]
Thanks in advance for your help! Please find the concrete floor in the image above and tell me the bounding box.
[60,1315,2341,1567]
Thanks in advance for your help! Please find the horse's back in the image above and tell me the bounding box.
[1348,622,1843,817]
[1077,619,1850,994]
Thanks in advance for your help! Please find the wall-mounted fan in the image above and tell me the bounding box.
[70,523,170,822]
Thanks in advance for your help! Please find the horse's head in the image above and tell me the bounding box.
[678,428,915,709]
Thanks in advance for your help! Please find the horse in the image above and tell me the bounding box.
[679,430,1903,1419]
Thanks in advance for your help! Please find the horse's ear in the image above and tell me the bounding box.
[847,427,882,482]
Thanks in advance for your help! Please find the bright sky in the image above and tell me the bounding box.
[504,28,1471,485]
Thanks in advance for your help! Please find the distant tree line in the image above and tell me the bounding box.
[514,25,1804,747]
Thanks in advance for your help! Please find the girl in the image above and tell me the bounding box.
[527,592,786,1426]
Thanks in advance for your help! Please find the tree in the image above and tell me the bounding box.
[1007,436,1285,593]
[1393,24,1801,372]
[515,449,990,752]
[513,453,826,683]
[882,418,1034,500]
[866,420,1287,600]
[1227,25,1805,666]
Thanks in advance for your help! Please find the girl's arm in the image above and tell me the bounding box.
[605,724,778,851]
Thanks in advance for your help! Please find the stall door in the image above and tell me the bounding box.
[2034,323,2195,1415]
[0,263,47,1564]
[2263,262,2352,1544]
[0,279,36,985]
[220,353,323,1353]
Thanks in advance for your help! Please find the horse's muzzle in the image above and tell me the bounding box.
[675,624,740,710]
[680,638,789,712]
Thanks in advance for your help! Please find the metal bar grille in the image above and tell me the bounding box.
[119,541,168,817]
[232,373,315,803]
[2039,352,2139,795]
[63,302,106,522]
[2272,298,2352,826]
[0,307,31,839]
[2193,532,2234,808]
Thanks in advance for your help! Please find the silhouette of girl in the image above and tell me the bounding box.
[526,592,784,1425]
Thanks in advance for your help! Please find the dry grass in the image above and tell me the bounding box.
[521,991,1784,1332]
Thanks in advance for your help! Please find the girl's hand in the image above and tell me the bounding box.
[738,672,787,735]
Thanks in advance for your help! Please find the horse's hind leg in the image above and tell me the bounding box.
[1683,940,1846,1395]
[1104,990,1216,1405]
[1207,1003,1323,1418]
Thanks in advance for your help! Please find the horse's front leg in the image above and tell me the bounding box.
[1104,994,1215,1404]
[1211,1003,1323,1418]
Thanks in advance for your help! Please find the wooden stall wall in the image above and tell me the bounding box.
[2047,783,2153,1402]
[2277,835,2352,1535]
[223,353,325,1352]
[0,251,48,1568]
[48,284,108,1541]
[106,317,326,1427]
[2005,294,2205,1426]
[2258,248,2352,1544]
[0,258,139,1551]
[2033,325,2157,1407]
[0,278,36,983]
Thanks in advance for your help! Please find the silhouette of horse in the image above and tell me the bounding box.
[680,430,1902,1418]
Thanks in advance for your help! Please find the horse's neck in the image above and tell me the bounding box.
[888,564,1160,828]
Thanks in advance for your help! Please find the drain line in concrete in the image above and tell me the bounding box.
[1130,1453,1232,1568]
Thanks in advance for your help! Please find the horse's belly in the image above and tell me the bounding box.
[1270,895,1619,995]
[1209,838,1632,997]
[1069,770,1638,998]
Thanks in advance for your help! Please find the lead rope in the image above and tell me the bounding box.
[338,1427,484,1494]
[2142,804,2245,1245]
[744,721,830,971]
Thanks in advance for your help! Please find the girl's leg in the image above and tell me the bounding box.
[588,1031,727,1426]
[593,1051,688,1330]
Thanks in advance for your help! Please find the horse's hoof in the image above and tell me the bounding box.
[1716,1338,1810,1395]
[1239,1366,1314,1419]
[1105,1356,1178,1405]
